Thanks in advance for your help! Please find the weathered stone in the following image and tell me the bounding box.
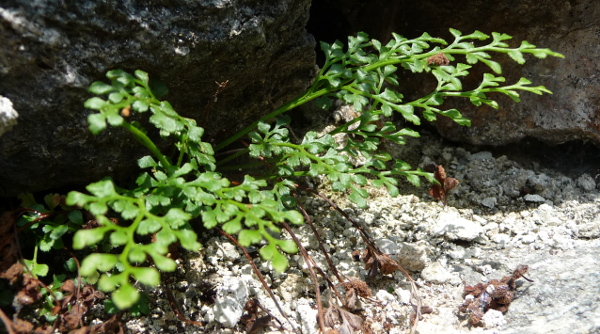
[481,309,507,329]
[420,261,460,285]
[433,210,484,241]
[0,96,18,137]
[213,276,248,328]
[502,239,600,334]
[524,194,546,203]
[480,197,497,209]
[396,241,430,272]
[0,0,315,196]
[309,0,600,147]
[576,173,596,191]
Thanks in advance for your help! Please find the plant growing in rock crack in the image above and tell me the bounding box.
[64,28,562,316]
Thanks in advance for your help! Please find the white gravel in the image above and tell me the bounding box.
[123,134,600,334]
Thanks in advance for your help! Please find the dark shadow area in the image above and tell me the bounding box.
[486,138,600,180]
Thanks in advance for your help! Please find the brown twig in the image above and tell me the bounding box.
[163,275,205,328]
[289,201,346,305]
[14,208,55,235]
[293,194,347,285]
[298,186,378,252]
[298,185,423,334]
[280,221,326,333]
[218,229,298,334]
[0,308,16,334]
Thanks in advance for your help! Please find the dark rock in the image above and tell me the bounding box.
[308,0,600,147]
[0,0,315,197]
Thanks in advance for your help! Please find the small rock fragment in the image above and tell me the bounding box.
[0,96,18,137]
[521,234,536,244]
[213,277,248,328]
[524,194,545,203]
[296,298,318,334]
[396,242,429,272]
[576,174,596,191]
[434,210,483,241]
[480,197,497,208]
[481,309,507,328]
[470,151,493,160]
[421,261,460,284]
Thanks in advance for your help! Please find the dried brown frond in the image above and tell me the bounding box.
[342,279,371,298]
[428,165,459,206]
[459,264,533,326]
[427,53,450,66]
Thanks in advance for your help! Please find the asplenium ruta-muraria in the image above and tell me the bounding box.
[67,28,563,309]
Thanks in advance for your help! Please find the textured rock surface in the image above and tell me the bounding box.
[308,0,600,147]
[0,0,314,196]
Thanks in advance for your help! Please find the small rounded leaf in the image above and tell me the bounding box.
[136,219,161,235]
[151,254,177,272]
[128,245,147,263]
[271,251,289,273]
[131,267,160,287]
[109,229,128,246]
[112,282,140,309]
[80,253,117,276]
[132,99,150,112]
[50,224,69,240]
[98,272,123,292]
[108,92,126,103]
[259,243,277,260]
[67,210,84,225]
[278,239,298,254]
[89,202,108,216]
[84,97,108,110]
[222,217,242,235]
[106,113,124,126]
[137,156,157,169]
[66,191,91,207]
[88,82,115,95]
[164,208,191,229]
[154,228,177,246]
[173,229,201,251]
[88,113,107,134]
[73,228,106,249]
[86,179,117,197]
[134,70,149,83]
[238,229,263,247]
[284,210,304,225]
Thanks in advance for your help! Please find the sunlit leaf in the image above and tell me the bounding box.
[112,283,140,309]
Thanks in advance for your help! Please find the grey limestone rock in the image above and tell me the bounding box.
[0,96,18,137]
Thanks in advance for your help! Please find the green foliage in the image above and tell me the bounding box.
[16,193,84,277]
[69,29,562,309]
[104,292,150,316]
[38,275,67,322]
[68,69,304,309]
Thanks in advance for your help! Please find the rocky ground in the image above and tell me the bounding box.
[120,129,600,334]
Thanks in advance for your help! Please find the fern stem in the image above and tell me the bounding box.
[215,88,331,151]
[121,122,171,168]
